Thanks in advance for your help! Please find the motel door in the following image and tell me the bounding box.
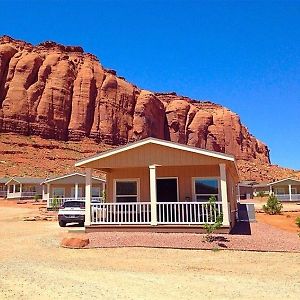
[156,178,178,202]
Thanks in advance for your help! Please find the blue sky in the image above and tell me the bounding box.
[0,0,299,169]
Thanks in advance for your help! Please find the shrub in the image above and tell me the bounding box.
[295,216,300,228]
[257,191,266,199]
[51,197,60,210]
[203,196,223,242]
[262,195,283,215]
[34,194,42,202]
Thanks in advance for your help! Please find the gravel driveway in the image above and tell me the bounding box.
[0,204,299,299]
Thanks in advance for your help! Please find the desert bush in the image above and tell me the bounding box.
[34,194,42,202]
[262,195,283,215]
[295,216,300,228]
[51,197,60,210]
[101,190,106,202]
[256,191,266,199]
[203,196,223,242]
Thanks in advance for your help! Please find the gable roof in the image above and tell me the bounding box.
[0,177,10,184]
[75,137,236,167]
[267,177,300,186]
[5,177,44,185]
[41,172,105,184]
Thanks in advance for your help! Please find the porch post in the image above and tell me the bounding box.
[288,184,292,201]
[47,183,50,198]
[75,183,79,200]
[85,168,92,226]
[269,185,272,195]
[149,165,157,226]
[219,163,230,226]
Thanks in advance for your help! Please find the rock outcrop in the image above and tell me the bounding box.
[0,35,270,164]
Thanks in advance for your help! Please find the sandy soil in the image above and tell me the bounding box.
[257,211,300,233]
[0,203,299,299]
[241,197,300,211]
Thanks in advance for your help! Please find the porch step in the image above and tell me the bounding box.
[85,225,230,234]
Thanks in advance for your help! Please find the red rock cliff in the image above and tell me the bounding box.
[0,36,270,164]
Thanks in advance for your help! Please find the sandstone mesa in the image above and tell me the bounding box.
[0,35,271,169]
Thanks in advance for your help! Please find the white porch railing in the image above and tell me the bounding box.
[7,191,38,199]
[275,194,300,201]
[0,191,7,198]
[48,197,103,208]
[90,201,223,225]
[157,202,222,224]
[20,191,37,197]
[91,202,151,224]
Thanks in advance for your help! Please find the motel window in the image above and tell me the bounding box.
[291,188,297,194]
[15,184,20,193]
[275,188,285,195]
[92,187,101,198]
[71,187,83,198]
[9,185,13,193]
[115,180,138,203]
[23,186,36,192]
[53,188,65,198]
[193,178,219,202]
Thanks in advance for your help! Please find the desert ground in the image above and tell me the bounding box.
[0,202,299,299]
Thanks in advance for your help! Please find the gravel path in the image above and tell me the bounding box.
[86,222,300,252]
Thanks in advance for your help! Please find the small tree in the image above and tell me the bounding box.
[51,196,60,210]
[101,190,106,203]
[262,195,283,215]
[295,216,300,228]
[257,191,265,200]
[203,196,223,242]
[34,194,42,202]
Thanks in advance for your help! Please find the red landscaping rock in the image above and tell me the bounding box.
[61,237,90,248]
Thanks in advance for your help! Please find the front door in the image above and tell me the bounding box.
[156,178,178,202]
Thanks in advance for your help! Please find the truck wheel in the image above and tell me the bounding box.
[59,220,66,227]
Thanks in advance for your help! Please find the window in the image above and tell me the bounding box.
[53,188,65,198]
[275,188,285,195]
[15,184,20,193]
[63,201,85,208]
[92,187,101,197]
[193,178,219,202]
[23,185,36,192]
[9,185,13,193]
[115,180,138,203]
[291,188,297,194]
[71,187,83,198]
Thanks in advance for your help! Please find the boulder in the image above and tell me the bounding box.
[61,237,90,248]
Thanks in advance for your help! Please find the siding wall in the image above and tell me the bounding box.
[49,183,103,197]
[272,185,299,194]
[88,144,231,169]
[107,165,221,202]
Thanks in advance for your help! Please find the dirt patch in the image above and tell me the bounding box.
[256,212,300,233]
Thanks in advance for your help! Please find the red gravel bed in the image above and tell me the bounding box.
[86,222,300,252]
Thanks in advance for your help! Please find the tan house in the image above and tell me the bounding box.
[75,138,239,233]
[253,182,269,196]
[238,181,257,200]
[268,178,300,201]
[5,177,44,199]
[0,178,9,198]
[42,173,105,208]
